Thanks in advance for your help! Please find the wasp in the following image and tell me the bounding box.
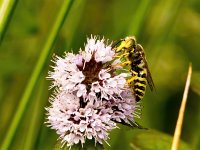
[112,36,154,102]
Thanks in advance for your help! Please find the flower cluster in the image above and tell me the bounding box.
[46,36,138,148]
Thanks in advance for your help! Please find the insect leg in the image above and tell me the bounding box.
[111,60,131,68]
[114,52,129,58]
[127,70,137,84]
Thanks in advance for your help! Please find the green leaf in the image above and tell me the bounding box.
[130,129,191,150]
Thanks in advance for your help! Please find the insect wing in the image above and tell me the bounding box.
[137,44,155,91]
[146,63,155,91]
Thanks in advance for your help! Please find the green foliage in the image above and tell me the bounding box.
[191,71,200,96]
[0,0,18,42]
[0,0,200,149]
[130,129,191,150]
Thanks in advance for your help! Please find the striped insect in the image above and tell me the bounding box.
[112,36,154,102]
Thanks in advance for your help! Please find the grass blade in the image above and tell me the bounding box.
[0,0,18,43]
[23,79,47,150]
[1,0,74,149]
[128,0,152,36]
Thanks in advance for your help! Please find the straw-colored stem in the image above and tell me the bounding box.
[171,63,192,150]
[1,0,73,149]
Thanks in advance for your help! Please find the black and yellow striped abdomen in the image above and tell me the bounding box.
[128,47,147,102]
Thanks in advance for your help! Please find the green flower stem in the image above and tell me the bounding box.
[0,0,18,43]
[1,0,73,149]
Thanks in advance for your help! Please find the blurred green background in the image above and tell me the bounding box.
[0,0,200,149]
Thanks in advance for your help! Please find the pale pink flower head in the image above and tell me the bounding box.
[46,36,139,148]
